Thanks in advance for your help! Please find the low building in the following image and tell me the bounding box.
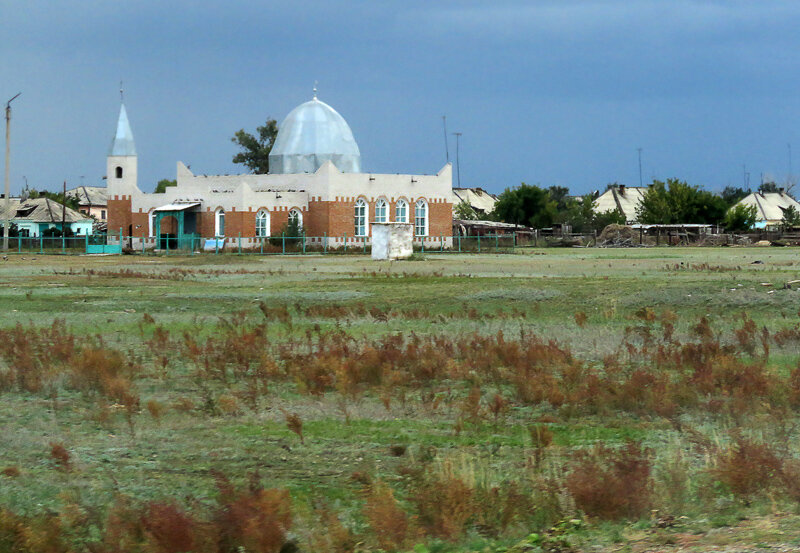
[0,198,93,236]
[732,191,800,227]
[593,185,647,224]
[66,186,108,223]
[450,187,497,217]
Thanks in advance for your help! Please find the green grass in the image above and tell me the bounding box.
[1,249,800,551]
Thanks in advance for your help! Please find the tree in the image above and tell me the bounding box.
[637,179,728,224]
[25,188,80,211]
[231,119,279,174]
[758,181,780,194]
[721,186,750,206]
[454,200,479,220]
[781,205,800,228]
[724,204,758,232]
[491,183,557,229]
[154,179,177,194]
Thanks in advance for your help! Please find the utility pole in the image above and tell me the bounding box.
[637,147,643,187]
[4,93,21,251]
[452,132,462,188]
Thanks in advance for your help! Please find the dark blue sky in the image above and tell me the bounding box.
[2,0,799,195]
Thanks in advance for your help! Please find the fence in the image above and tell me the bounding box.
[0,230,605,256]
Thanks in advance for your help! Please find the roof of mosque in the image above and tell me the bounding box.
[269,95,361,174]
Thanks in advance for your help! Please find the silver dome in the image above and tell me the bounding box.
[269,97,361,174]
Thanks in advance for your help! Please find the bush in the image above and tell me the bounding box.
[566,442,653,520]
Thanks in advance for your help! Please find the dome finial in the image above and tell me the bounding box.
[313,80,318,100]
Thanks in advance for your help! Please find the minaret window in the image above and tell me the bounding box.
[115,166,123,179]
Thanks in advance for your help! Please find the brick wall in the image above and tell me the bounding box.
[107,196,132,236]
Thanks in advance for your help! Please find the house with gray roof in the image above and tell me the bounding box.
[732,191,800,228]
[0,198,93,237]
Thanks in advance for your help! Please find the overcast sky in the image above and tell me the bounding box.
[2,0,800,195]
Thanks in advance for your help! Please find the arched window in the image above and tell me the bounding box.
[354,199,368,236]
[288,209,303,231]
[395,199,408,223]
[115,166,123,179]
[414,199,428,236]
[215,209,225,237]
[374,199,388,224]
[256,210,270,237]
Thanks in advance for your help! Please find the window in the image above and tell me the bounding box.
[354,199,368,236]
[374,199,388,223]
[215,209,225,237]
[101,209,106,220]
[256,210,270,237]
[115,166,123,179]
[395,199,408,223]
[149,211,156,237]
[288,209,302,229]
[415,199,428,236]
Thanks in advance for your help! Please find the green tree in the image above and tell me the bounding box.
[454,200,479,220]
[758,181,780,194]
[154,179,177,193]
[491,183,557,229]
[25,188,80,211]
[231,119,279,174]
[637,179,728,224]
[781,205,800,228]
[721,186,750,206]
[724,204,758,232]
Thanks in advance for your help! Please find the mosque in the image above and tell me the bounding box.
[106,91,453,249]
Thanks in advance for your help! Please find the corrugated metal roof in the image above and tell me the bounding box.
[0,198,92,223]
[451,187,498,215]
[735,192,800,223]
[66,186,107,206]
[593,186,647,223]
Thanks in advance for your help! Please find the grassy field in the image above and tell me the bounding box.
[1,248,800,552]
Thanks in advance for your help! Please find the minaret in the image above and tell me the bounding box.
[106,91,138,195]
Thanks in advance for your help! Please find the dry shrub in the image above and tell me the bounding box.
[141,502,198,553]
[146,399,167,423]
[214,472,292,553]
[363,480,412,551]
[574,311,588,328]
[529,425,554,468]
[216,394,240,416]
[172,397,195,413]
[711,435,783,502]
[49,443,71,472]
[1,466,20,478]
[566,442,652,520]
[388,444,407,457]
[472,482,533,537]
[310,505,356,553]
[281,409,304,444]
[487,393,508,423]
[413,473,475,540]
[0,510,69,553]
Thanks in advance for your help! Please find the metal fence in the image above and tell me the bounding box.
[0,231,598,255]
